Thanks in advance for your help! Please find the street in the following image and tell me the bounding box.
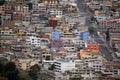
[76,0,114,61]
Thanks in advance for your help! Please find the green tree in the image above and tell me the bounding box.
[45,56,50,60]
[49,64,55,70]
[27,3,32,10]
[28,64,41,80]
[0,77,8,80]
[0,0,6,5]
[91,16,95,21]
[5,62,19,80]
[5,62,16,72]
[88,26,95,35]
[0,62,4,76]
[18,72,30,80]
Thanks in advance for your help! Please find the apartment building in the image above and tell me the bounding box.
[51,30,61,41]
[47,8,63,16]
[88,2,101,11]
[101,62,120,78]
[26,36,41,47]
[65,14,86,28]
[54,60,75,73]
[0,27,14,36]
[77,49,99,59]
[80,31,90,41]
[86,42,99,51]
[42,0,58,4]
[98,18,120,32]
[13,12,22,21]
[1,13,12,24]
[17,59,39,70]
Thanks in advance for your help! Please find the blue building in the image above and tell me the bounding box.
[51,30,61,41]
[80,31,90,41]
[95,15,107,24]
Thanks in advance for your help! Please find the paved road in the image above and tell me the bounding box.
[76,0,113,61]
[76,0,92,26]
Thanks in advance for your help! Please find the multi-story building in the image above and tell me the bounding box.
[80,31,90,41]
[51,30,61,41]
[47,8,63,16]
[33,3,46,12]
[86,42,99,51]
[0,27,14,37]
[42,0,58,4]
[54,60,75,73]
[13,12,22,21]
[101,62,120,78]
[65,14,86,29]
[17,59,39,70]
[26,36,41,47]
[1,13,12,24]
[98,18,120,32]
[77,49,99,59]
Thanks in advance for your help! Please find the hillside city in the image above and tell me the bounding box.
[0,0,120,80]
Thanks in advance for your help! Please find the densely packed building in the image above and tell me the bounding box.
[0,0,120,80]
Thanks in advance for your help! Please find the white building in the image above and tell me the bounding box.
[32,3,46,12]
[26,36,41,47]
[47,9,63,16]
[54,60,76,73]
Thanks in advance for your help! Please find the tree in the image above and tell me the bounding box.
[28,64,41,80]
[0,77,8,80]
[45,56,50,60]
[27,3,32,10]
[4,62,19,80]
[91,16,95,21]
[0,62,4,76]
[5,62,16,72]
[49,64,55,70]
[0,0,6,5]
[18,72,30,80]
[88,26,95,35]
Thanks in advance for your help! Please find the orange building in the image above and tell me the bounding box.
[86,42,99,51]
[104,1,112,5]
[77,49,99,58]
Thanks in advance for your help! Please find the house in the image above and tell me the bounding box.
[65,14,86,28]
[32,3,46,12]
[47,8,63,16]
[80,31,90,41]
[73,39,85,48]
[0,5,4,13]
[17,59,39,70]
[49,19,58,27]
[51,30,61,41]
[50,39,63,49]
[42,0,58,4]
[101,62,120,78]
[54,72,69,80]
[13,12,22,21]
[54,47,67,60]
[41,49,52,61]
[0,27,14,37]
[22,13,31,26]
[54,60,75,73]
[88,2,101,11]
[86,42,99,51]
[77,49,99,58]
[1,14,12,25]
[26,36,41,47]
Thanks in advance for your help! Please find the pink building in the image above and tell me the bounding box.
[0,5,4,13]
